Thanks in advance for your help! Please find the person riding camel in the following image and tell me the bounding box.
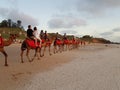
[33,27,42,47]
[27,25,34,40]
[63,33,67,40]
[40,30,44,39]
[44,30,49,41]
[72,36,76,43]
[55,32,59,40]
[54,32,60,46]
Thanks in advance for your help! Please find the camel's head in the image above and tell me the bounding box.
[10,34,19,39]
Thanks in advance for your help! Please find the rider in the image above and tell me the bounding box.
[54,32,60,46]
[33,27,42,47]
[63,33,67,40]
[72,36,76,43]
[55,32,59,40]
[40,30,44,39]
[44,30,49,41]
[27,25,34,40]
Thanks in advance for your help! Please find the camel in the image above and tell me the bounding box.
[0,34,18,66]
[53,38,73,53]
[40,38,53,57]
[62,39,80,50]
[20,38,41,63]
[20,37,54,63]
[53,39,64,54]
[62,39,70,51]
[71,38,80,49]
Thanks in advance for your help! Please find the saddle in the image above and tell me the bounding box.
[0,36,3,47]
[56,39,63,45]
[63,40,68,44]
[41,39,45,43]
[41,39,52,47]
[25,38,40,48]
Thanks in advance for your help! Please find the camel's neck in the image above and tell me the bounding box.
[3,37,14,46]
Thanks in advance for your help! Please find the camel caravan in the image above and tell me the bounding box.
[0,25,85,66]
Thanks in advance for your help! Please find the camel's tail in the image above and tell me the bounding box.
[21,40,27,50]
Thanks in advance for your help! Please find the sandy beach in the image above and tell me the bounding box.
[0,43,120,90]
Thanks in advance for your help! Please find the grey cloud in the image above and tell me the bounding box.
[56,0,120,16]
[76,0,120,15]
[0,8,9,17]
[112,28,120,32]
[60,30,78,35]
[113,36,120,42]
[99,28,120,42]
[48,16,87,29]
[48,18,64,29]
[0,8,39,27]
[100,31,113,36]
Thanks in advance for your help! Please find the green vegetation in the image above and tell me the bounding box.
[0,19,26,40]
[0,27,26,39]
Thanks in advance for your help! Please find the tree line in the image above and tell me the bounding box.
[0,19,24,30]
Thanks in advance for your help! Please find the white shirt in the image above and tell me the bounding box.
[33,30,40,40]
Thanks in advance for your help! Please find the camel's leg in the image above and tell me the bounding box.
[68,44,71,50]
[37,48,41,60]
[28,48,40,62]
[48,45,52,56]
[53,45,57,54]
[42,46,46,57]
[65,45,67,51]
[55,45,58,53]
[39,47,43,57]
[59,45,62,53]
[34,48,40,60]
[20,41,27,63]
[1,50,8,66]
[30,49,37,62]
[65,44,68,51]
[57,45,59,53]
[63,45,65,51]
[26,49,31,62]
[62,44,64,51]
[20,50,24,63]
[29,50,37,62]
[53,46,55,54]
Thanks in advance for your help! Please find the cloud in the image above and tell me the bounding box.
[48,16,87,29]
[0,7,39,27]
[113,36,120,42]
[55,0,120,17]
[60,30,78,35]
[0,8,9,17]
[76,0,120,15]
[100,31,113,36]
[112,28,120,32]
[98,28,120,42]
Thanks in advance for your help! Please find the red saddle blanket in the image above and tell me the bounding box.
[63,40,68,44]
[0,37,3,47]
[41,39,45,43]
[56,40,63,45]
[25,39,40,48]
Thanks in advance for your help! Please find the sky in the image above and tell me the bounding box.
[0,0,120,42]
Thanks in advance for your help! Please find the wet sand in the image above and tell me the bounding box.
[0,43,120,90]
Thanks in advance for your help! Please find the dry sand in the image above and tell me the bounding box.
[0,43,120,90]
